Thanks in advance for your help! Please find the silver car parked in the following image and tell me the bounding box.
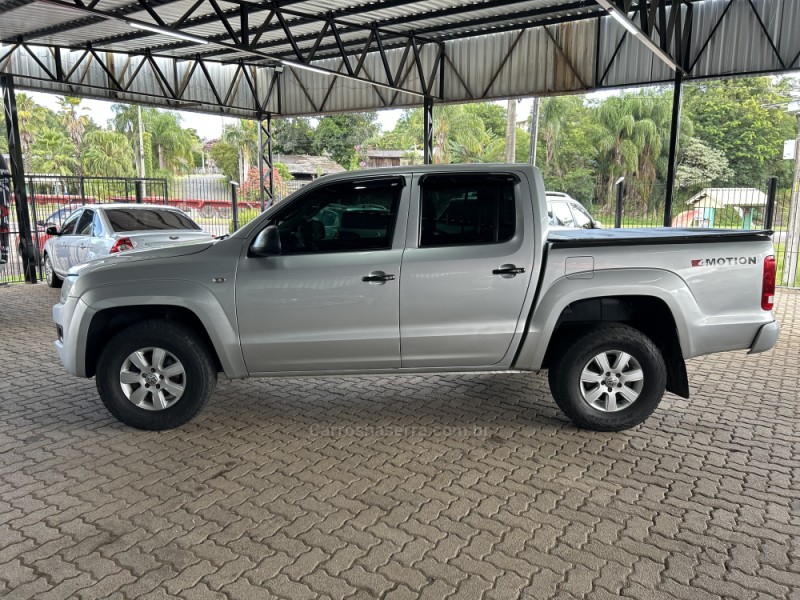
[546,192,602,229]
[43,204,213,287]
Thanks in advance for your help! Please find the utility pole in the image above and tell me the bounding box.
[529,97,540,166]
[783,106,800,286]
[505,98,517,164]
[137,105,145,178]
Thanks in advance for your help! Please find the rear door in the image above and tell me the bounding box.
[399,172,536,368]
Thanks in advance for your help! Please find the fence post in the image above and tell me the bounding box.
[79,176,86,205]
[163,180,169,206]
[615,177,624,228]
[231,181,239,232]
[134,180,144,204]
[764,176,778,230]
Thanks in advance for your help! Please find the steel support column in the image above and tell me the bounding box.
[258,113,274,211]
[1,74,36,283]
[663,70,683,227]
[423,97,434,164]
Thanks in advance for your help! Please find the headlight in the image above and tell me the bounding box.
[60,275,77,303]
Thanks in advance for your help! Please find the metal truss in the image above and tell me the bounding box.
[258,113,273,211]
[423,96,433,165]
[596,0,694,85]
[7,0,446,101]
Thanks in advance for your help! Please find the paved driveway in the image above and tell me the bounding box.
[1,285,798,599]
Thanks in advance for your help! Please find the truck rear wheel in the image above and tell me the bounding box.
[96,320,217,430]
[548,323,666,431]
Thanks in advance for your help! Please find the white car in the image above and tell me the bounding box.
[43,204,213,287]
[546,192,602,229]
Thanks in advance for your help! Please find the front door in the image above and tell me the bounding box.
[52,209,82,274]
[400,172,536,368]
[236,176,409,374]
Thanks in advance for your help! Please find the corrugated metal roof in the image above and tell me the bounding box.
[1,0,798,119]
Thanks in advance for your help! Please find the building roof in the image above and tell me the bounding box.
[275,154,346,176]
[686,188,769,208]
[366,150,419,158]
[1,0,798,118]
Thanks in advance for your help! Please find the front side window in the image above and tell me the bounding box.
[550,202,574,227]
[420,175,516,247]
[60,211,82,235]
[76,209,94,236]
[570,202,594,229]
[271,178,403,254]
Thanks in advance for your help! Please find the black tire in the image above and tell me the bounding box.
[548,323,667,431]
[96,320,217,430]
[44,253,63,288]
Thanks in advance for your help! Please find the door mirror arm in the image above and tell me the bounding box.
[250,225,282,257]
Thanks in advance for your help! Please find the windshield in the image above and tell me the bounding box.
[104,208,201,232]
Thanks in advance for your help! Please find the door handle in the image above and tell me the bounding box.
[362,271,395,283]
[493,265,526,276]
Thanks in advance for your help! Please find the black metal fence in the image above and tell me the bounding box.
[2,171,798,288]
[588,176,800,287]
[1,173,310,284]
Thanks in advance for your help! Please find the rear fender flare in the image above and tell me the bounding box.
[515,268,699,370]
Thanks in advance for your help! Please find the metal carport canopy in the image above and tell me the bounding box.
[1,0,799,119]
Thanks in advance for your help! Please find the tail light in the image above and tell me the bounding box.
[762,255,776,311]
[110,237,135,253]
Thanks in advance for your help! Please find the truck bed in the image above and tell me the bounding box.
[548,228,773,248]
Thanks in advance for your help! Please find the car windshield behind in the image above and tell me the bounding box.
[105,208,201,232]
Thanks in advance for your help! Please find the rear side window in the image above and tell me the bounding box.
[104,208,201,232]
[420,175,516,247]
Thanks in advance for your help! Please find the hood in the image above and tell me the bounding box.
[69,240,215,276]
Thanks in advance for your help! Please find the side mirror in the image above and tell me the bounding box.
[45,226,60,236]
[250,225,282,257]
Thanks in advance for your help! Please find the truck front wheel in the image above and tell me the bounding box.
[548,324,667,431]
[96,320,217,430]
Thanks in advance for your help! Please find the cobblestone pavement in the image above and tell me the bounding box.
[1,284,799,600]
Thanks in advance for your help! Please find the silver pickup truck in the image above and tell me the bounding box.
[53,165,780,432]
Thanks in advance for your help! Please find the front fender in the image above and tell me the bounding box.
[80,279,248,378]
[514,268,698,370]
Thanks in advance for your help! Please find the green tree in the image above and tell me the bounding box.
[149,110,198,175]
[57,96,90,175]
[273,117,315,154]
[684,77,796,185]
[209,141,239,181]
[222,120,258,182]
[313,113,379,168]
[31,131,77,175]
[676,138,733,188]
[81,130,135,177]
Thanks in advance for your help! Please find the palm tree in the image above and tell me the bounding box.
[82,130,135,177]
[595,96,644,207]
[222,120,258,181]
[149,111,196,174]
[431,105,488,164]
[58,97,89,173]
[31,131,77,176]
[15,94,45,171]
